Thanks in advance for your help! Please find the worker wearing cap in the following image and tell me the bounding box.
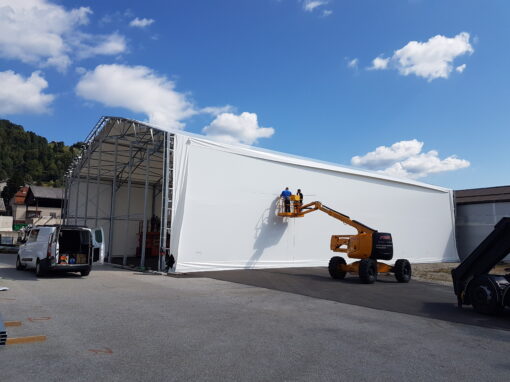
[280,187,292,213]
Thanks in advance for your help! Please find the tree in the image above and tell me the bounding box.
[1,172,25,207]
[0,119,81,189]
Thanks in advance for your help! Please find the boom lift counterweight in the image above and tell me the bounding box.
[278,200,412,284]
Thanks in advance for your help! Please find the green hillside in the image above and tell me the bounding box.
[0,119,81,201]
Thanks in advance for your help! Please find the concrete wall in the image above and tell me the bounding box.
[455,201,510,261]
[11,203,25,222]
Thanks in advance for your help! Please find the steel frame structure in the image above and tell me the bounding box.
[63,117,174,271]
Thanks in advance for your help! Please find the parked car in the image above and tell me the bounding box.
[16,225,104,277]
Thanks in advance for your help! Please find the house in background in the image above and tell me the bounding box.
[11,186,29,225]
[1,196,17,244]
[10,185,64,226]
[0,199,6,216]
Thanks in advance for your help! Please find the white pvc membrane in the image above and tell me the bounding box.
[66,117,459,273]
[170,135,458,272]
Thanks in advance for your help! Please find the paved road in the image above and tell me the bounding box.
[190,267,510,331]
[1,253,509,381]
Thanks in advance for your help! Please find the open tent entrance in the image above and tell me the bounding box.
[63,117,174,271]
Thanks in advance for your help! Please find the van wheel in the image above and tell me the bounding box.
[35,260,45,277]
[80,269,90,277]
[16,256,25,270]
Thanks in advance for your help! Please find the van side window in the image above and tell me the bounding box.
[95,230,102,243]
[80,231,91,246]
[28,229,39,243]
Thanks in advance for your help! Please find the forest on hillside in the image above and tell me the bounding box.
[0,119,81,202]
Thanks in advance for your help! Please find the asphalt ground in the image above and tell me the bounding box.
[1,253,509,381]
[189,267,510,331]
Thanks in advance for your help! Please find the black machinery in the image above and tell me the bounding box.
[451,217,510,315]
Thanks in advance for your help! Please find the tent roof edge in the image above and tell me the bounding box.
[89,116,451,193]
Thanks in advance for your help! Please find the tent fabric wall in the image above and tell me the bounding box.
[171,135,459,273]
[63,117,459,272]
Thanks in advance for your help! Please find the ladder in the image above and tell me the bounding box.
[158,133,174,272]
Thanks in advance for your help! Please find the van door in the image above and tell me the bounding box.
[22,229,39,268]
[92,228,105,263]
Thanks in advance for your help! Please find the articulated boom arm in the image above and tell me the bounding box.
[299,201,376,235]
[279,199,407,283]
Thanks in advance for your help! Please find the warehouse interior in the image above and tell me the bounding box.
[64,116,174,271]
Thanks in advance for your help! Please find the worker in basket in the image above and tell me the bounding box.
[289,189,303,214]
[280,187,292,213]
[295,189,303,213]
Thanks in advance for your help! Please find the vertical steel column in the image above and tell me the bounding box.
[159,133,170,272]
[122,142,133,266]
[74,168,80,225]
[107,138,119,263]
[95,141,103,227]
[84,152,91,226]
[140,144,151,268]
[151,185,156,218]
[62,175,69,224]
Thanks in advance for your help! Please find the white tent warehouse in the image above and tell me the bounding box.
[64,116,459,273]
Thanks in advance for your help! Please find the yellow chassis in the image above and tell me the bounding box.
[338,261,393,274]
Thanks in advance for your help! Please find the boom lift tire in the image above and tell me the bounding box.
[394,259,412,283]
[359,259,377,284]
[328,256,347,279]
[469,275,503,315]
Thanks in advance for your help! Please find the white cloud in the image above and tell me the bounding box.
[75,33,127,59]
[455,64,467,73]
[303,1,328,12]
[76,64,196,129]
[203,112,274,145]
[369,56,390,70]
[370,32,473,81]
[0,70,54,114]
[201,105,236,116]
[347,58,358,69]
[0,0,127,71]
[129,17,155,28]
[99,9,133,25]
[352,139,423,169]
[393,32,473,80]
[351,139,470,179]
[322,10,333,17]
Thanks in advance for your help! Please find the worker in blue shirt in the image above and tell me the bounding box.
[280,187,292,213]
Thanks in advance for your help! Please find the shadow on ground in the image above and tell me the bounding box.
[0,253,127,282]
[188,267,510,331]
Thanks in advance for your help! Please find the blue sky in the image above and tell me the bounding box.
[0,0,509,189]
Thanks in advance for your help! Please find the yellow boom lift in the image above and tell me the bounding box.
[279,198,412,284]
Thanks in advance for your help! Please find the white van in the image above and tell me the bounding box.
[16,225,104,277]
